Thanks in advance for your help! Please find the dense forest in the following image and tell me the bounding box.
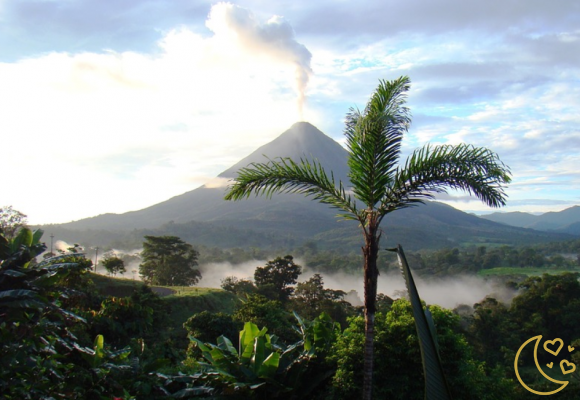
[2,225,580,399]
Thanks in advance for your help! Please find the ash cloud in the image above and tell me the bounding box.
[206,2,312,118]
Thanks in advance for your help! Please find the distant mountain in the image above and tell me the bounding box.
[480,206,580,235]
[59,122,348,231]
[39,122,574,251]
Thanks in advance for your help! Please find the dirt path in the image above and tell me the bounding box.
[150,287,176,297]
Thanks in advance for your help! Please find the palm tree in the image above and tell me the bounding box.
[224,76,511,399]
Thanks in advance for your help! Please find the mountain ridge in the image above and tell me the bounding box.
[480,206,580,235]
[39,122,575,251]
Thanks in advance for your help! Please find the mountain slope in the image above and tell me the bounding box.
[481,206,580,235]
[60,122,348,230]
[43,122,574,251]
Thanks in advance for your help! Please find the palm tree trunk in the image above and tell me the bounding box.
[362,223,380,400]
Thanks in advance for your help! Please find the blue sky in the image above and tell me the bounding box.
[1,0,579,224]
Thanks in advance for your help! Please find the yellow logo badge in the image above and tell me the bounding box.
[514,335,576,396]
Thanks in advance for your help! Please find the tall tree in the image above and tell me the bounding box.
[139,235,201,286]
[0,206,28,240]
[224,76,511,399]
[101,252,126,276]
[254,255,302,302]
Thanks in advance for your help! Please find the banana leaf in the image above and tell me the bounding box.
[388,244,453,400]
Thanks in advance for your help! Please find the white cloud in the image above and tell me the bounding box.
[0,3,313,224]
[2,0,580,224]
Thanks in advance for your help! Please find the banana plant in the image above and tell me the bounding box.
[191,322,282,389]
[76,334,131,369]
[185,313,339,398]
[0,227,45,268]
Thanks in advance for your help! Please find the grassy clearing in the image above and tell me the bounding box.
[478,267,580,277]
[89,273,223,298]
[88,273,240,346]
[89,272,146,297]
[158,286,222,297]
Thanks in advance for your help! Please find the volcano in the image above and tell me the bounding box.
[49,122,573,250]
[60,122,352,232]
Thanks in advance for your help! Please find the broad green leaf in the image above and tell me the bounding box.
[0,289,38,301]
[239,322,261,362]
[209,347,232,370]
[1,298,44,309]
[94,334,105,367]
[189,336,212,353]
[12,227,33,251]
[257,351,280,379]
[2,269,25,278]
[251,336,267,373]
[31,229,44,245]
[110,346,132,361]
[57,308,87,323]
[217,335,237,356]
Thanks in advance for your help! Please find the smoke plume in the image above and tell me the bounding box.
[206,2,312,118]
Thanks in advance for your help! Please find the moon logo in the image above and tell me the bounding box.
[514,335,571,396]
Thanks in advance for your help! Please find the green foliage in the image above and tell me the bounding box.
[221,275,257,297]
[101,252,126,276]
[464,273,580,399]
[0,229,137,399]
[184,310,241,352]
[140,235,201,286]
[471,273,580,369]
[329,299,515,399]
[469,297,515,367]
[186,314,338,398]
[88,285,169,346]
[1,227,45,269]
[225,76,511,399]
[254,255,302,302]
[402,244,580,277]
[291,273,353,327]
[233,294,297,342]
[0,205,28,240]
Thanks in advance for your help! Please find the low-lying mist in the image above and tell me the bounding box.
[50,243,516,308]
[198,259,516,309]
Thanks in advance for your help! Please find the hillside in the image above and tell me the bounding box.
[481,206,580,235]
[37,122,574,252]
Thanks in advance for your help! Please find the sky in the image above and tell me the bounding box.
[2,0,580,224]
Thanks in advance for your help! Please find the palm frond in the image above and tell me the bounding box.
[225,157,360,221]
[382,143,511,214]
[345,76,411,207]
[388,245,453,400]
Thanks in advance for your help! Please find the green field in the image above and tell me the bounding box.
[89,273,239,346]
[89,272,145,297]
[477,267,580,277]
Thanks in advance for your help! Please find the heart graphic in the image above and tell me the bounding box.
[547,362,553,368]
[560,360,576,375]
[569,345,575,353]
[544,338,564,356]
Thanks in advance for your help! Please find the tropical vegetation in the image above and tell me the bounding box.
[2,220,580,398]
[224,75,512,398]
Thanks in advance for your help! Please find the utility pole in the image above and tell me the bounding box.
[50,233,54,256]
[95,247,99,273]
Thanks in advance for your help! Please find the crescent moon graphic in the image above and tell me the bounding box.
[514,335,569,396]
